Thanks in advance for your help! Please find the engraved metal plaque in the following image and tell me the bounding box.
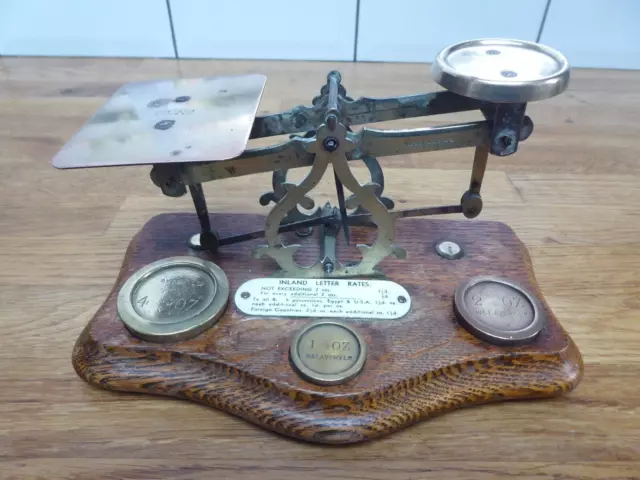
[453,276,546,346]
[117,256,229,343]
[289,320,367,385]
[234,278,411,320]
[53,74,266,169]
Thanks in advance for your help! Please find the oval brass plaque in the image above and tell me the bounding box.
[290,320,367,386]
[453,276,546,346]
[117,256,229,343]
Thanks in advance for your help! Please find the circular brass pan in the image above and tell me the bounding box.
[431,38,570,103]
[117,256,229,343]
[453,276,546,346]
[290,320,367,386]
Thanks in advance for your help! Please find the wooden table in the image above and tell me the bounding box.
[1,57,639,479]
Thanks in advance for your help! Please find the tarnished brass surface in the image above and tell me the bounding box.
[431,38,570,103]
[289,320,367,385]
[53,74,266,168]
[117,256,229,343]
[453,276,546,346]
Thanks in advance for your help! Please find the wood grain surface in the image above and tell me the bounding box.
[0,57,639,478]
[73,213,582,444]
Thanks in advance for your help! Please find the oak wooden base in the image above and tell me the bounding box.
[72,213,583,444]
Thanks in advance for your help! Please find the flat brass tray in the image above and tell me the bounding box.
[53,74,266,168]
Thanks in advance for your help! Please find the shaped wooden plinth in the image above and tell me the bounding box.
[73,213,583,444]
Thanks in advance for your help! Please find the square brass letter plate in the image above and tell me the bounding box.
[53,74,266,169]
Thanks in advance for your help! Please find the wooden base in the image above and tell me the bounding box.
[73,213,583,444]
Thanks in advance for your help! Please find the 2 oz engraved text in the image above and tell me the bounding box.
[471,295,529,317]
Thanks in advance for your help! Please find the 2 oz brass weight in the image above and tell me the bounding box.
[453,276,546,346]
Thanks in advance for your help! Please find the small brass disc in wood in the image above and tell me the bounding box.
[290,320,367,386]
[117,256,229,343]
[453,276,546,346]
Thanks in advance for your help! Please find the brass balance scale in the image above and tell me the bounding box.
[53,39,583,444]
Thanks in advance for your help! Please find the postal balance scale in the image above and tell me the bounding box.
[53,39,583,444]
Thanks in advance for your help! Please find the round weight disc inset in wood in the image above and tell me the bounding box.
[290,320,367,386]
[117,256,229,343]
[453,276,546,346]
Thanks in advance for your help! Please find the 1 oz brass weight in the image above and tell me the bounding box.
[289,320,367,385]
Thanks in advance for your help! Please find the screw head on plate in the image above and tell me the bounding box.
[188,232,219,252]
[154,119,175,131]
[322,137,339,152]
[436,240,464,260]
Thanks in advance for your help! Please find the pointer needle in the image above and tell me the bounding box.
[334,170,350,246]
